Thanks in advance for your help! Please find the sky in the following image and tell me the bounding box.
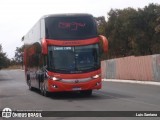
[0,0,160,59]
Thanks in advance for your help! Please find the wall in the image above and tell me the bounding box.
[101,54,160,81]
[152,54,160,81]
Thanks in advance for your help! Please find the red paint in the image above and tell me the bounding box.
[45,37,99,46]
[28,46,35,56]
[42,38,48,54]
[47,69,101,79]
[99,35,108,53]
[48,78,101,92]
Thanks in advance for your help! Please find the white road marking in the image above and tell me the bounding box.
[103,79,160,86]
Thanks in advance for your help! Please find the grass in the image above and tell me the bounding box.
[3,65,24,70]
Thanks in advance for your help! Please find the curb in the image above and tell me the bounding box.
[102,79,160,86]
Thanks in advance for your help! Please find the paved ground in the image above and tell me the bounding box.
[0,69,160,120]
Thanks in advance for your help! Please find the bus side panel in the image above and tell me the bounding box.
[24,18,45,89]
[24,43,43,89]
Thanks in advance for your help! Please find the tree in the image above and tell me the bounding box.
[138,3,160,55]
[0,44,10,69]
[14,45,24,65]
[95,16,107,35]
[155,17,160,33]
[101,3,160,59]
[106,8,139,58]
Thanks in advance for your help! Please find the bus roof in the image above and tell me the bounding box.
[41,13,93,19]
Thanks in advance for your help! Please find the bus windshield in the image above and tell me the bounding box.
[45,16,97,40]
[47,44,100,73]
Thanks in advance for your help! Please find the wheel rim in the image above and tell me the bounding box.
[43,84,47,96]
[42,83,46,96]
[40,82,44,95]
[28,80,32,89]
[43,83,50,97]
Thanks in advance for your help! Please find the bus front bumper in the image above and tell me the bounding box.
[47,78,102,92]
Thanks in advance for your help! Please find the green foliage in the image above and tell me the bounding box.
[0,44,25,69]
[0,44,10,69]
[14,45,24,64]
[95,16,107,35]
[96,3,160,59]
[155,17,160,33]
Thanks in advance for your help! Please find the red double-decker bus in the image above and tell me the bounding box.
[23,14,108,96]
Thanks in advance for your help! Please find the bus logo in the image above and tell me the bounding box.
[75,79,79,83]
[2,108,12,118]
[63,41,81,45]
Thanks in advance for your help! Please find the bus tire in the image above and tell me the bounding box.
[40,82,44,95]
[28,79,33,91]
[44,90,50,97]
[81,90,92,96]
[43,82,50,97]
[26,74,30,85]
[27,74,30,81]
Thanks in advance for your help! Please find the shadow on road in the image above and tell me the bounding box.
[95,90,134,99]
[29,88,134,101]
[0,78,12,81]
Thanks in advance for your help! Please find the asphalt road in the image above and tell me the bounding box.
[0,69,160,120]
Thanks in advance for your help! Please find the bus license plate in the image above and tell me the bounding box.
[72,87,81,91]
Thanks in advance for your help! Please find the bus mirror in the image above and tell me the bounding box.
[99,35,108,53]
[42,39,48,54]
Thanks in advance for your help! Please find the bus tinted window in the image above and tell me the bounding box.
[45,16,97,40]
[47,44,100,73]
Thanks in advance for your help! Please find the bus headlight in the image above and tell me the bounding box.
[46,73,61,81]
[52,77,61,81]
[92,74,101,79]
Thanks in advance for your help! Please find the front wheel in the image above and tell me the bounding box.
[28,79,33,91]
[40,82,50,97]
[81,90,92,96]
[40,82,44,95]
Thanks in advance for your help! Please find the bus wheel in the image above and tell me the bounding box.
[81,90,92,96]
[43,83,50,97]
[40,82,44,95]
[28,80,33,91]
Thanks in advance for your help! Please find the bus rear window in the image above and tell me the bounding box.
[45,16,97,40]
